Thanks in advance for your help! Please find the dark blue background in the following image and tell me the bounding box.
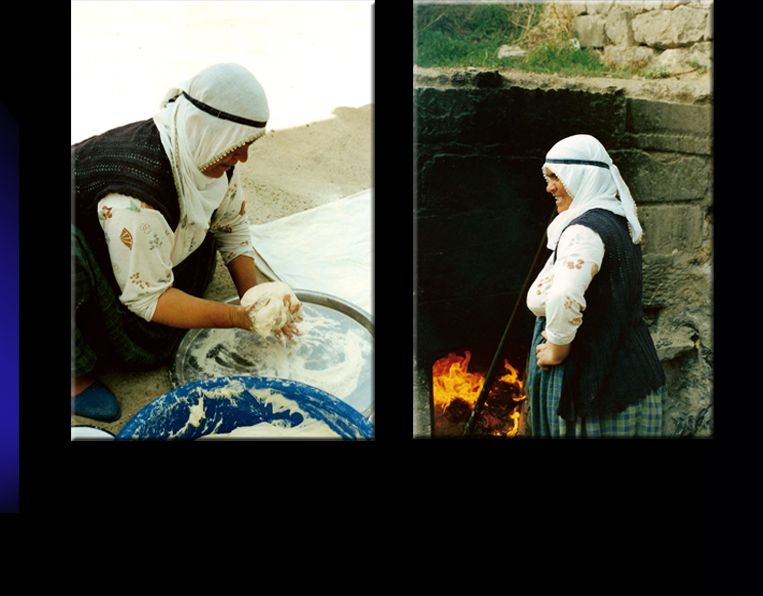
[0,97,18,513]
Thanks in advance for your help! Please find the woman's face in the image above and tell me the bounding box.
[544,168,573,213]
[202,142,254,178]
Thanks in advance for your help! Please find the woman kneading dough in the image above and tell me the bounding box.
[71,63,301,422]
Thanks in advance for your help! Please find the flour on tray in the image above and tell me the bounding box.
[197,418,342,439]
[184,304,372,408]
[196,386,344,439]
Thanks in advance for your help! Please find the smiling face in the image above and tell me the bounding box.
[544,168,573,213]
[202,142,254,178]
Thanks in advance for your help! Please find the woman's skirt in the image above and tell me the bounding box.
[71,223,217,377]
[525,317,666,438]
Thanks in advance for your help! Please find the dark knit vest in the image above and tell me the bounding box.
[71,119,180,296]
[553,209,666,420]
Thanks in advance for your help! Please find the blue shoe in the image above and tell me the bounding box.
[71,380,121,422]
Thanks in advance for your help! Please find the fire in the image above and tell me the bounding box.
[432,352,484,409]
[432,351,526,437]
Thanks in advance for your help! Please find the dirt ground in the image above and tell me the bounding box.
[71,104,373,436]
[413,65,712,105]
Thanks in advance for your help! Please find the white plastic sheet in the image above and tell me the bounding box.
[249,189,373,316]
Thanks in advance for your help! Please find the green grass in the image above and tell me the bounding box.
[513,38,608,77]
[414,3,687,80]
[414,3,542,69]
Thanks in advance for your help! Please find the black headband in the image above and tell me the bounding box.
[181,91,268,128]
[545,158,610,169]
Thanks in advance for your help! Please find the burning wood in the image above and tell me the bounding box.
[432,351,526,437]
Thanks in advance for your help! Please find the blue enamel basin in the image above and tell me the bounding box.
[116,376,374,440]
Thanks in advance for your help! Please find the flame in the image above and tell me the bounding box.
[432,352,485,411]
[432,351,525,437]
[498,359,524,392]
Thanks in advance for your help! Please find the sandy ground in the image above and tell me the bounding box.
[71,1,373,435]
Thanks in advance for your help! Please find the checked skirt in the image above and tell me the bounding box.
[524,316,666,438]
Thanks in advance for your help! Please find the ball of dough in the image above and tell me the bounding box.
[240,282,303,338]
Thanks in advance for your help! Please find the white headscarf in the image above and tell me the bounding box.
[542,134,642,250]
[153,63,269,232]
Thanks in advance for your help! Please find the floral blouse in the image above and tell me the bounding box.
[97,179,256,322]
[526,224,605,346]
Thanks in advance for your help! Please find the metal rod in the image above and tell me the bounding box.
[462,205,556,437]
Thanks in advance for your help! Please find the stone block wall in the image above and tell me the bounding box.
[569,1,713,74]
[414,70,713,437]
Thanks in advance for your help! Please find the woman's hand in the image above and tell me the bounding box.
[232,293,304,344]
[536,330,572,371]
[273,293,303,344]
[228,302,257,332]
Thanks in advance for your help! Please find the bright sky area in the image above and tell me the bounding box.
[71,1,373,144]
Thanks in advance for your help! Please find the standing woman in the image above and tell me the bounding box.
[71,64,300,421]
[524,134,666,438]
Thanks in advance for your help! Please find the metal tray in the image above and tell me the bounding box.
[170,290,374,419]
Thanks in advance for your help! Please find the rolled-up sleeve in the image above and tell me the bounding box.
[97,194,175,322]
[210,174,257,264]
[544,224,605,346]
